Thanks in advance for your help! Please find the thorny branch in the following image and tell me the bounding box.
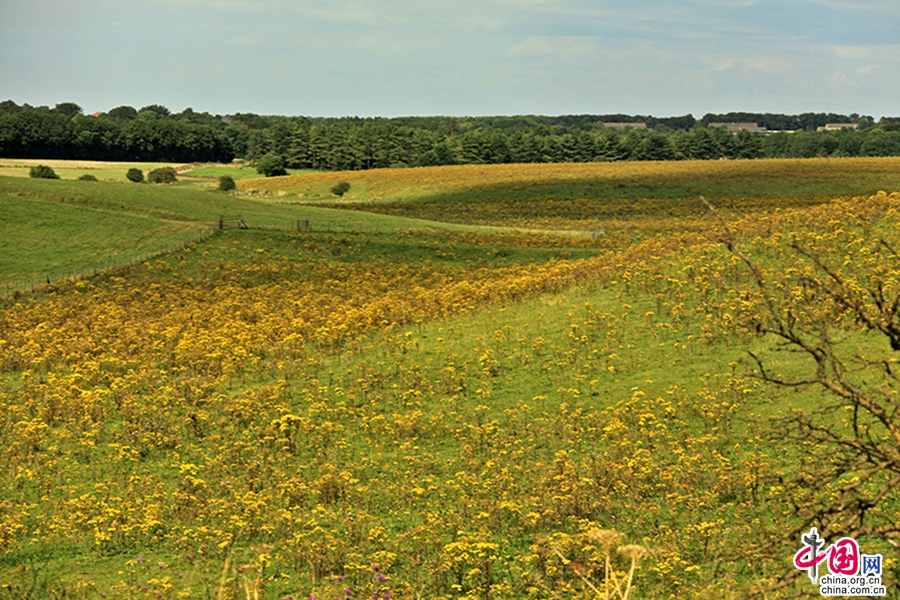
[702,197,900,596]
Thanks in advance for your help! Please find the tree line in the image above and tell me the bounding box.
[0,102,234,163]
[2,100,899,171]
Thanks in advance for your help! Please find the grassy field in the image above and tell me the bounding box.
[0,159,311,184]
[1,175,559,292]
[0,194,208,290]
[238,158,900,238]
[1,159,899,598]
[0,159,193,182]
[178,165,318,182]
[238,157,900,206]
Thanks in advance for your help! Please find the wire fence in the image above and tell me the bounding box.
[2,215,398,301]
[2,226,218,301]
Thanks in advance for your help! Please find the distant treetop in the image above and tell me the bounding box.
[0,99,897,167]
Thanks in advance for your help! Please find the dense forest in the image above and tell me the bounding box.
[2,100,900,171]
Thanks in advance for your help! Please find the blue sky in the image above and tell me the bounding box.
[1,0,898,118]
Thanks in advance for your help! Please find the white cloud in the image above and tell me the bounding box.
[684,0,757,6]
[158,0,257,11]
[677,31,714,40]
[800,0,899,11]
[700,52,794,75]
[834,45,872,60]
[225,36,259,47]
[506,35,600,59]
[288,1,510,32]
[827,69,858,90]
[833,44,900,63]
[353,30,450,56]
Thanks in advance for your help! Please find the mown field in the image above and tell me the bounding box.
[0,159,310,184]
[1,159,899,599]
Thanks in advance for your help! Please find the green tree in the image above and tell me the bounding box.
[734,129,764,159]
[708,126,738,158]
[138,104,171,120]
[147,166,177,183]
[633,132,675,161]
[126,168,144,183]
[107,105,138,120]
[218,175,236,191]
[594,132,628,162]
[78,173,98,181]
[256,153,288,177]
[29,164,59,179]
[53,102,82,118]
[284,122,311,169]
[331,181,351,196]
[762,132,791,158]
[685,128,721,160]
[0,100,21,114]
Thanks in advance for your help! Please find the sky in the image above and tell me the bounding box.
[1,0,898,119]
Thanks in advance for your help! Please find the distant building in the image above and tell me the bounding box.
[91,112,103,117]
[708,122,764,134]
[817,123,858,131]
[602,122,648,130]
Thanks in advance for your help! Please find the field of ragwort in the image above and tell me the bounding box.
[2,158,900,599]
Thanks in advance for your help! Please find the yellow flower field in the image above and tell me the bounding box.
[2,174,899,597]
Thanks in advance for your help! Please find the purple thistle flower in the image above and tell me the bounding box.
[377,575,386,583]
[337,575,345,582]
[372,566,380,572]
[344,588,353,596]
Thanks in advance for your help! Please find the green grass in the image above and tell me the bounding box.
[2,161,899,597]
[3,175,582,293]
[179,165,318,180]
[314,161,900,229]
[0,159,193,182]
[0,194,208,289]
[1,222,860,597]
[0,158,321,184]
[1,175,584,232]
[242,157,900,206]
